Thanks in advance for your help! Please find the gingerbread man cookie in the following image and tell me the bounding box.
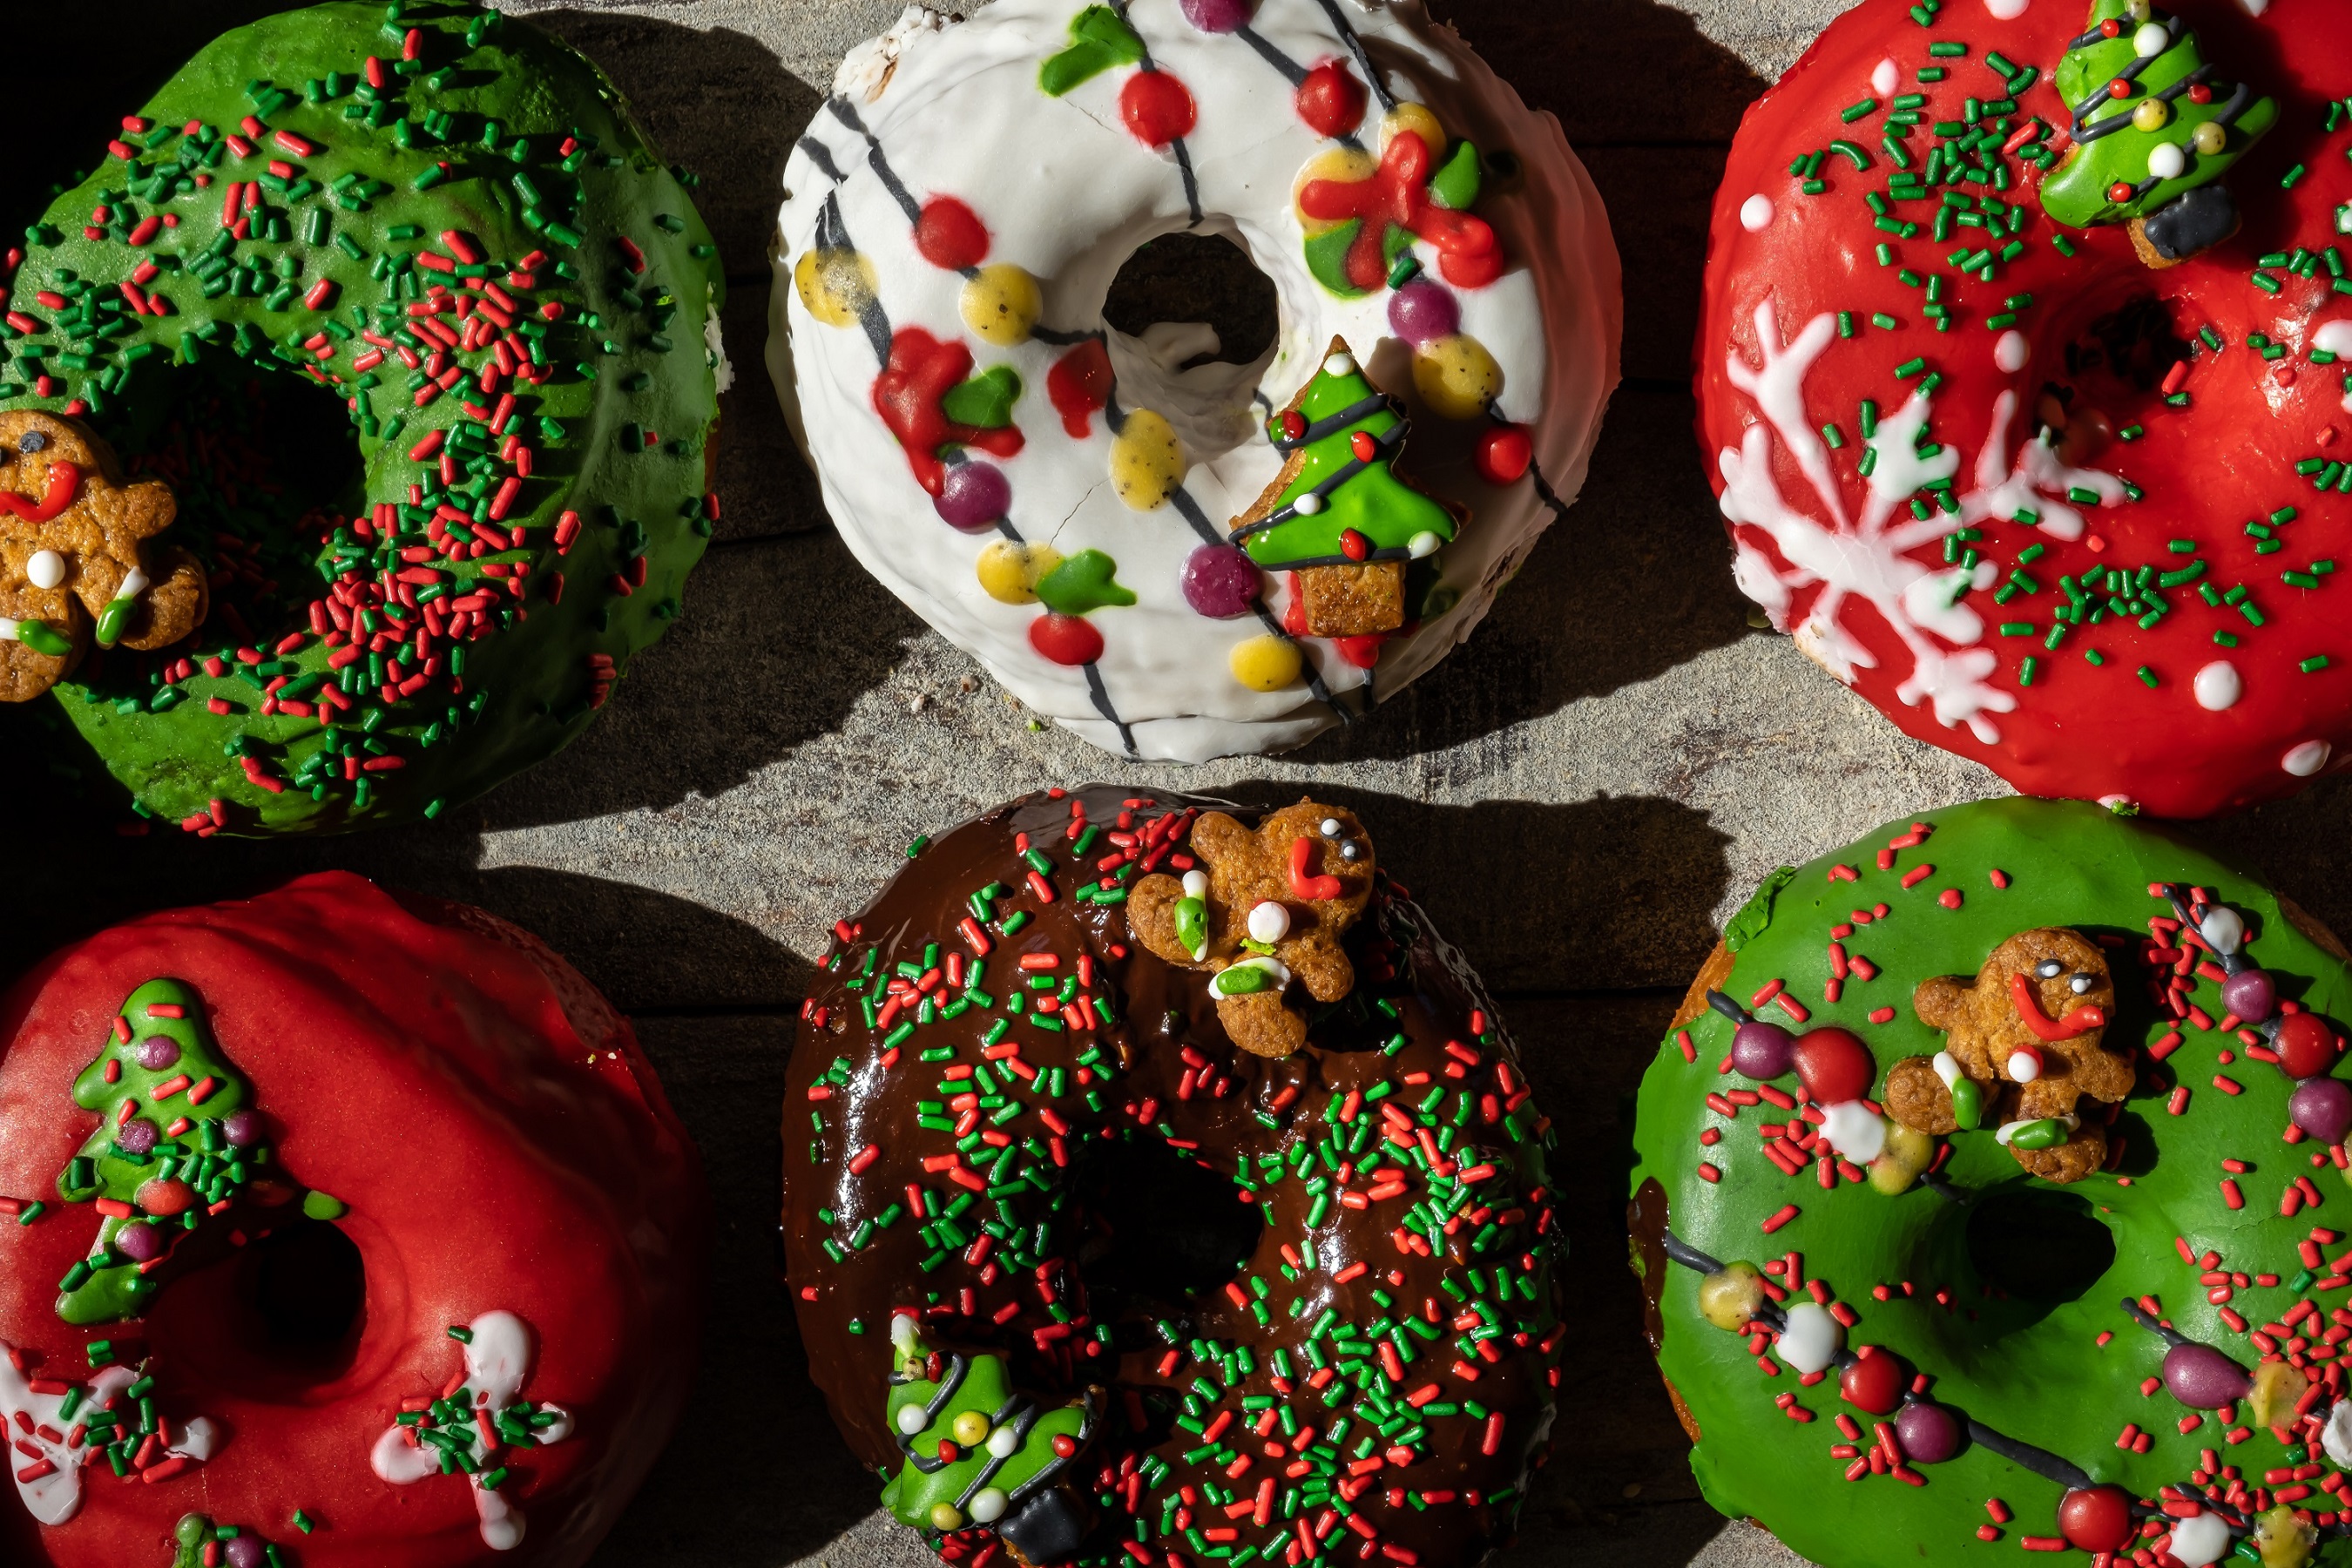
[1882,929,2133,1183]
[1127,801,1375,1058]
[0,411,205,702]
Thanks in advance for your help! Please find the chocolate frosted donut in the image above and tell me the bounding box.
[783,788,1563,1568]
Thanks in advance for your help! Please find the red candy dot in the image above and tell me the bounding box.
[2099,17,2121,34]
[1839,1348,1903,1414]
[1051,1434,1078,1456]
[1295,60,1368,139]
[1120,70,1197,148]
[2188,82,2213,104]
[2278,1011,2339,1079]
[913,196,990,272]
[1277,409,1308,442]
[2106,78,2132,99]
[1792,1028,1874,1105]
[2107,181,2137,203]
[1475,424,1533,485]
[1340,528,1371,562]
[2057,1487,2134,1555]
[1349,429,1378,463]
[1029,613,1105,666]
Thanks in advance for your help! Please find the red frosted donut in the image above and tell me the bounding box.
[0,873,704,1568]
[1700,0,2352,817]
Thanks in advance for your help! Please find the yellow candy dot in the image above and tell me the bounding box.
[1110,409,1186,510]
[951,1410,990,1445]
[2132,98,2170,132]
[2192,119,2227,155]
[930,1504,965,1532]
[1229,634,1303,693]
[1294,146,1377,226]
[976,541,1063,605]
[794,248,876,328]
[1412,335,1504,420]
[1382,103,1446,159]
[960,263,1043,346]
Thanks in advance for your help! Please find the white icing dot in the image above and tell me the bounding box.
[2193,660,2241,712]
[2006,1047,2042,1084]
[1182,870,1210,900]
[2200,907,2244,956]
[1872,58,1900,98]
[1407,530,1443,558]
[1740,194,1774,233]
[1994,331,2030,374]
[2240,0,2271,13]
[1321,352,1356,377]
[1984,0,2031,16]
[2326,1398,2352,1467]
[1247,901,1290,943]
[1777,1302,1842,1375]
[987,1425,1020,1458]
[897,1404,929,1435]
[0,618,17,643]
[117,566,147,600]
[1293,491,1325,516]
[1931,1051,1963,1090]
[2166,1511,2229,1568]
[1819,1101,1886,1164]
[891,1314,920,1348]
[2147,141,2186,181]
[2133,21,2171,55]
[2285,740,2333,777]
[970,1488,1010,1524]
[24,550,64,591]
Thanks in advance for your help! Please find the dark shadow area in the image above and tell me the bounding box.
[2193,772,2352,950]
[1963,1186,2115,1304]
[1078,1134,1268,1315]
[1429,0,1770,149]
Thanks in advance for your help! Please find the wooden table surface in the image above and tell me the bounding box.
[18,1,2352,1564]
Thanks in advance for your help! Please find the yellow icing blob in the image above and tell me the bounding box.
[960,263,1043,346]
[1111,409,1186,510]
[977,541,1064,605]
[1382,103,1446,157]
[1414,335,1504,420]
[2253,1504,2316,1568]
[1294,147,1377,228]
[1229,634,1303,693]
[794,248,878,328]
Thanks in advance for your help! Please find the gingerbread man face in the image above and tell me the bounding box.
[0,411,205,702]
[1883,929,2133,1183]
[1126,801,1375,1058]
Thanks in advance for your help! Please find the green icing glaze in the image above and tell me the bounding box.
[1032,549,1134,617]
[1037,7,1145,98]
[8,0,723,835]
[882,1340,1087,1531]
[1245,357,1456,570]
[2040,0,2278,229]
[1725,865,1796,954]
[1632,797,2352,1565]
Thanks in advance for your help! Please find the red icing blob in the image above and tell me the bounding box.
[1047,339,1115,439]
[1332,633,1386,669]
[1296,131,1502,293]
[1475,424,1533,485]
[1119,70,1197,148]
[872,328,1026,495]
[0,462,82,522]
[2057,1486,2135,1554]
[1790,1027,1873,1105]
[0,872,704,1568]
[1294,60,1367,139]
[2277,1010,2339,1079]
[913,195,990,272]
[1030,612,1105,666]
[1838,1348,1903,1414]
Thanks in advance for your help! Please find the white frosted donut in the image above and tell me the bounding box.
[769,0,1619,760]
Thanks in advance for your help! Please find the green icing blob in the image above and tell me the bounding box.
[1245,358,1457,570]
[882,1345,1086,1530]
[1427,141,1484,213]
[301,1189,349,1220]
[1037,7,1146,98]
[1173,896,1208,961]
[1631,797,2352,1566]
[2040,0,2277,229]
[940,365,1022,430]
[1724,865,1795,954]
[1301,221,1416,301]
[13,0,724,835]
[1031,549,1134,617]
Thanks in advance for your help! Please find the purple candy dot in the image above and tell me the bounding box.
[934,462,1011,532]
[1894,1402,1961,1463]
[1731,1021,1794,1081]
[2291,1077,2352,1145]
[1182,545,1263,619]
[224,1538,266,1568]
[2162,1342,2251,1409]
[114,1221,165,1263]
[134,1035,180,1071]
[1386,280,1461,348]
[2221,968,2276,1025]
[115,1119,159,1156]
[1178,0,1252,30]
[221,1110,259,1149]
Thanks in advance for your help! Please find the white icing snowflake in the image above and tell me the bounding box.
[371,1312,574,1551]
[1717,301,2125,746]
[0,1348,216,1524]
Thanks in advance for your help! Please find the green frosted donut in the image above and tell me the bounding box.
[1631,798,2352,1567]
[0,0,722,834]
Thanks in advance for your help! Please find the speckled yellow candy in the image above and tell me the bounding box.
[1111,409,1186,510]
[1229,633,1303,692]
[1382,103,1447,157]
[960,263,1042,346]
[1413,334,1503,420]
[795,248,877,327]
[976,541,1064,605]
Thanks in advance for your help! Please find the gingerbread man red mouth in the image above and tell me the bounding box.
[2007,970,2107,1041]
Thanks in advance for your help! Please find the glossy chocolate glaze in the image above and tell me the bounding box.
[782,787,1563,1567]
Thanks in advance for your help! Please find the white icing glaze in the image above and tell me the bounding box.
[2326,1397,2352,1467]
[1776,1301,1842,1375]
[1740,194,1775,233]
[2166,1510,2230,1568]
[371,1311,571,1551]
[1871,58,1900,98]
[836,5,950,104]
[1818,1100,1886,1164]
[2316,321,2352,411]
[2285,740,2333,777]
[772,0,1620,760]
[1930,1050,1962,1090]
[0,1351,211,1524]
[1993,330,2030,374]
[2193,659,2241,712]
[705,299,733,395]
[1984,0,2031,15]
[2200,906,2244,956]
[2240,0,2271,14]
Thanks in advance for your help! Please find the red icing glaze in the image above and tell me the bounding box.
[872,328,1026,496]
[1298,132,1501,292]
[0,873,705,1568]
[1119,70,1196,149]
[912,195,990,272]
[1046,339,1114,439]
[1698,0,2352,818]
[1294,60,1367,139]
[1029,612,1104,666]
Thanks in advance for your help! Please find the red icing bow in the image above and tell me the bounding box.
[1296,132,1501,294]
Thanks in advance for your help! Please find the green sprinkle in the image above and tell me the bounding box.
[2302,655,2332,673]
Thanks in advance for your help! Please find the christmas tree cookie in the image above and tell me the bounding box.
[1229,339,1465,638]
[2039,0,2278,266]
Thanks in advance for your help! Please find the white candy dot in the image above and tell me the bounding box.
[2285,740,2333,777]
[1407,530,1442,558]
[1182,870,1210,900]
[1293,491,1325,516]
[2147,141,2186,181]
[2007,1048,2042,1084]
[898,1405,929,1435]
[1819,1101,1886,1164]
[1984,0,2031,16]
[1777,1301,1843,1375]
[2133,20,2171,55]
[1319,817,1342,836]
[2166,1511,2229,1568]
[24,550,64,590]
[2193,660,2241,712]
[970,1488,1010,1524]
[1740,194,1774,233]
[987,1425,1021,1458]
[1872,58,1899,98]
[1322,352,1356,377]
[1247,901,1290,943]
[1994,331,2030,374]
[2200,907,2245,956]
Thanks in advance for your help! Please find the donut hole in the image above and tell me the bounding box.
[145,1217,368,1397]
[1076,1134,1267,1316]
[1963,1186,2115,1305]
[1104,233,1279,371]
[2040,294,2201,463]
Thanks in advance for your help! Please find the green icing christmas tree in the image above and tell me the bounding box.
[2041,0,2277,233]
[1239,345,1459,575]
[881,1318,1088,1537]
[52,978,328,1325]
